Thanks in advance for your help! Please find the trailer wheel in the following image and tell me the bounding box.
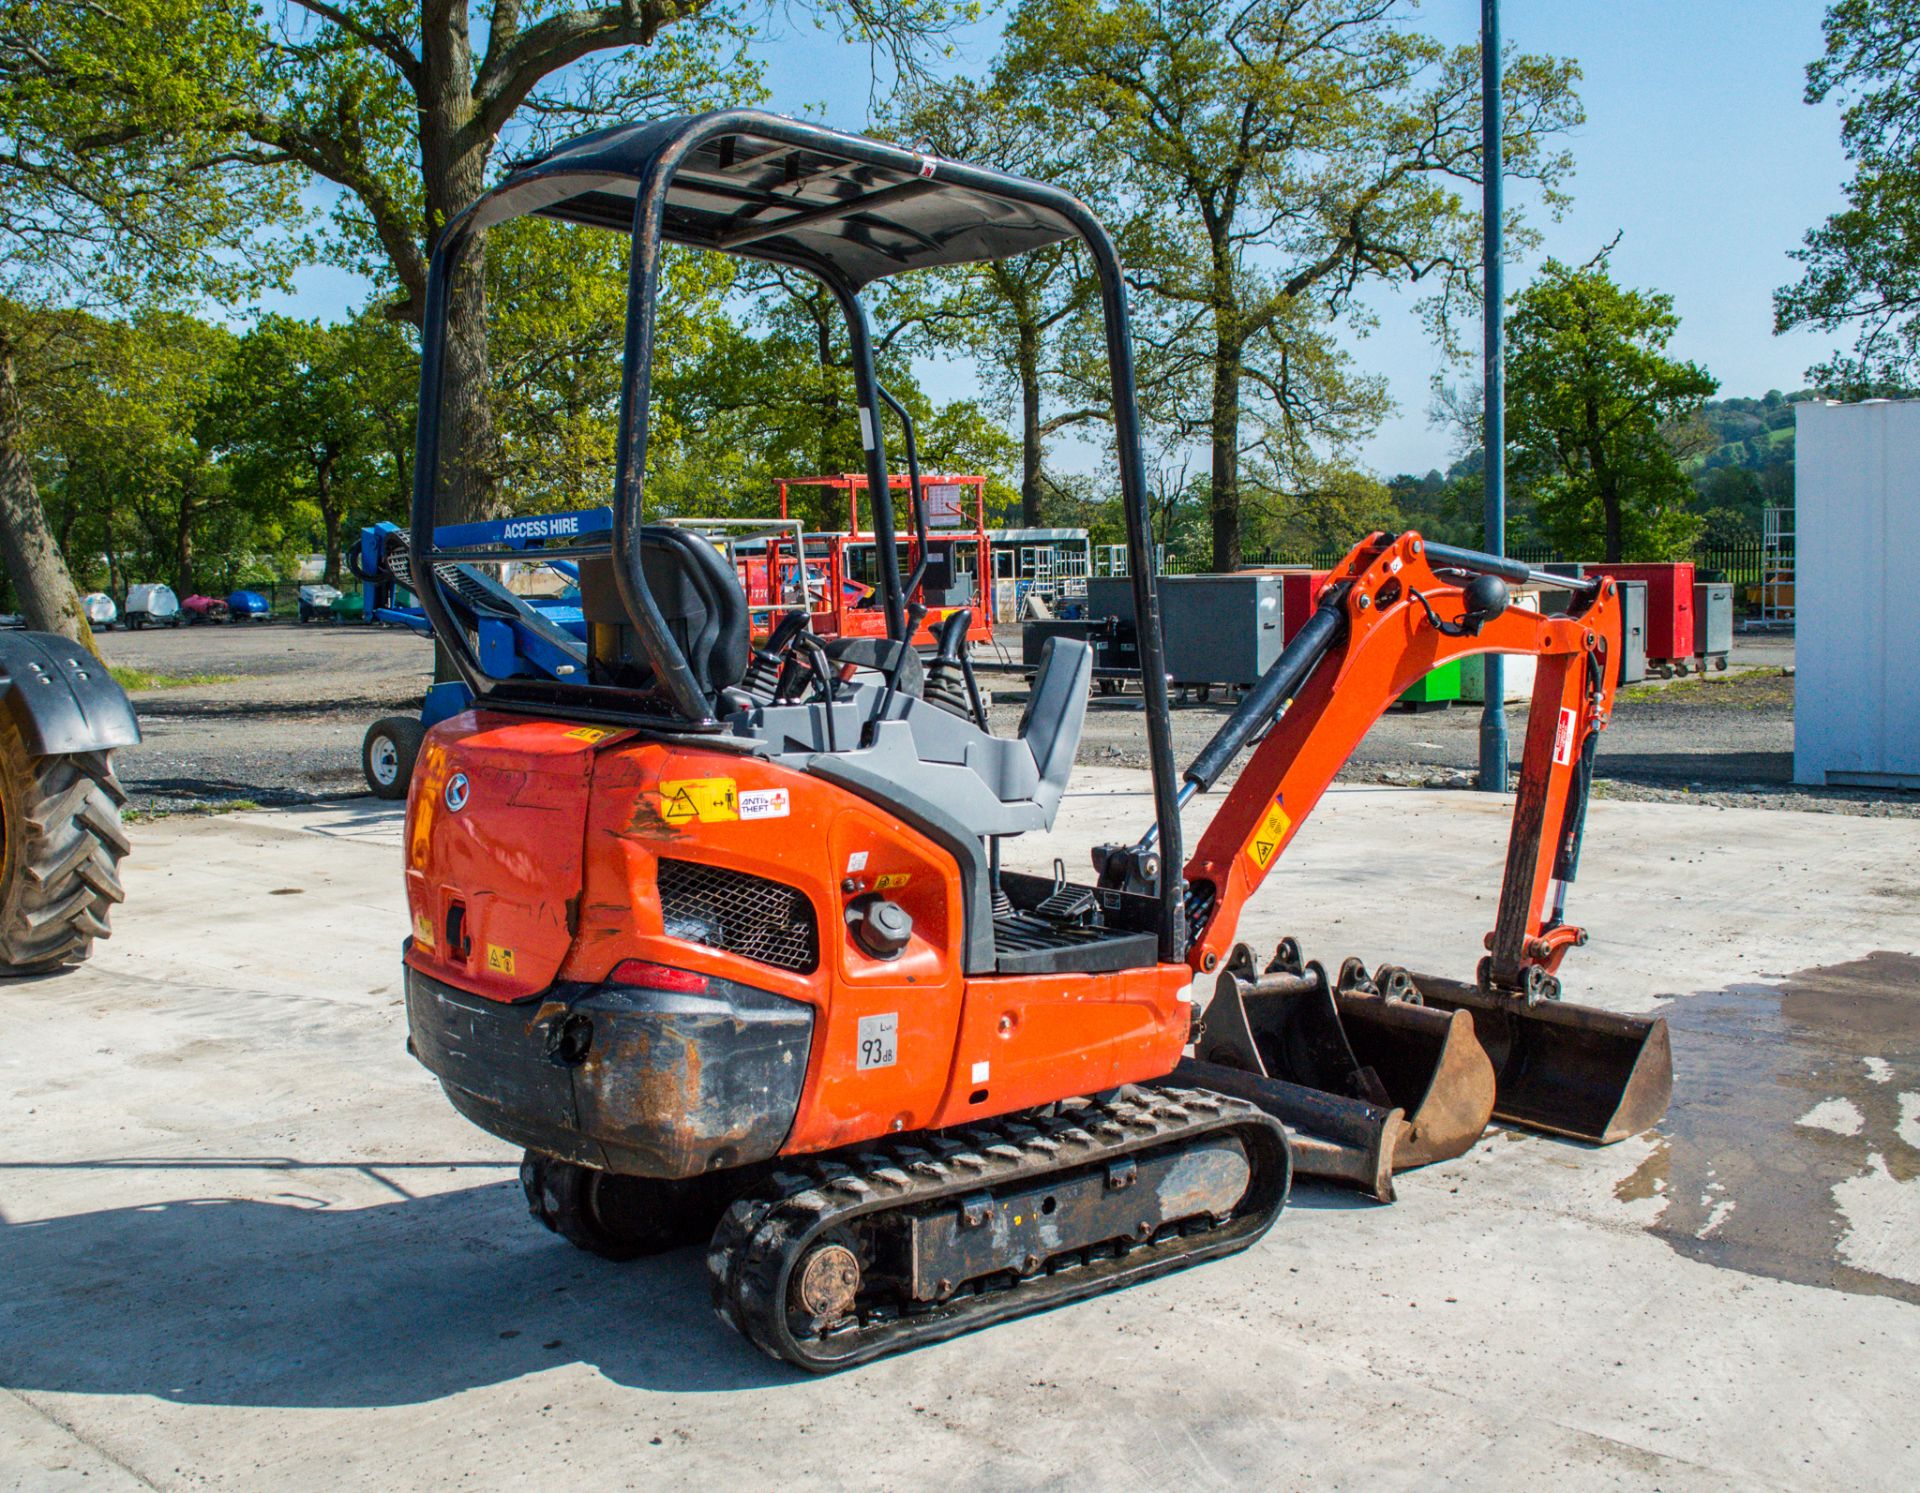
[362,716,425,800]
[0,718,130,975]
[520,1152,724,1260]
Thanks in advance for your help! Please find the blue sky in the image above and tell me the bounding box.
[269,1,1852,479]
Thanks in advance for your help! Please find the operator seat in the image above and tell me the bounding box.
[577,528,750,703]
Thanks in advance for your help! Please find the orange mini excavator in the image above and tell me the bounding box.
[399,112,1670,1371]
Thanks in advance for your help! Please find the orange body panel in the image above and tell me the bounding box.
[404,711,1191,1159]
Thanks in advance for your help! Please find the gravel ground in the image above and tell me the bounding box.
[97,619,1916,819]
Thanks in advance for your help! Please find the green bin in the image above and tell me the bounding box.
[1397,659,1461,709]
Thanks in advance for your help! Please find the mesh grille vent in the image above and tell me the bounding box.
[657,858,819,973]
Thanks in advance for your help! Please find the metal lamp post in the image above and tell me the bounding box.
[1477,0,1509,793]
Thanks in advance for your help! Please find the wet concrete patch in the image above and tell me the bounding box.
[1617,952,1920,1303]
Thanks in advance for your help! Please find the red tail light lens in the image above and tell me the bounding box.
[609,959,709,993]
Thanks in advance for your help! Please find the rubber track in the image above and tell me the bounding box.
[707,1083,1291,1372]
[0,720,129,973]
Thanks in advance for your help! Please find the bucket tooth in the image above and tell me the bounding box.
[1409,972,1672,1144]
[1192,946,1497,1194]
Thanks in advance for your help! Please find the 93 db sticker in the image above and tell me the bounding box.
[857,1012,897,1070]
[1244,797,1292,872]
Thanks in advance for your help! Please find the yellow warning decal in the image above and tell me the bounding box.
[486,944,516,975]
[565,726,611,743]
[875,871,911,891]
[413,913,436,950]
[1244,799,1291,872]
[659,777,739,825]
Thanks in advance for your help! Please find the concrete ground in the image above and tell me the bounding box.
[3,770,1917,1490]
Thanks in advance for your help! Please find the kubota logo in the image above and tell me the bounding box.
[444,773,470,811]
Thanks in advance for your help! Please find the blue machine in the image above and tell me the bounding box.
[353,508,606,795]
[225,589,271,620]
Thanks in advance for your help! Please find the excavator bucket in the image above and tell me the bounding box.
[1409,973,1672,1144]
[1189,944,1496,1198]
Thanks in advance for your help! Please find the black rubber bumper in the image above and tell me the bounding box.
[405,963,814,1179]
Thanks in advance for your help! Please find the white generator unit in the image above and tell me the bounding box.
[123,583,180,629]
[1794,399,1920,788]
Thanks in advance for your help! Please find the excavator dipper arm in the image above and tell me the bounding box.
[1179,532,1623,992]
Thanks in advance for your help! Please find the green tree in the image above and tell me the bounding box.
[0,0,298,642]
[207,314,417,586]
[1505,257,1717,562]
[223,0,962,527]
[881,77,1107,526]
[1002,0,1581,571]
[1777,0,1920,389]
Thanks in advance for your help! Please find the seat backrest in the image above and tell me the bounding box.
[1017,636,1092,823]
[577,528,750,704]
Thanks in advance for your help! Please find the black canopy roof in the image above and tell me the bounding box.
[468,110,1081,287]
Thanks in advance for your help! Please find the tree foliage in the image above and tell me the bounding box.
[221,0,964,523]
[879,77,1108,526]
[1505,257,1717,562]
[1777,0,1920,390]
[208,313,418,586]
[0,0,300,638]
[1001,0,1581,569]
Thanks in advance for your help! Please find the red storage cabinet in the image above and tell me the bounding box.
[1279,569,1331,641]
[1588,562,1695,666]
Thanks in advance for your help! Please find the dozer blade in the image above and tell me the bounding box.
[1409,972,1672,1144]
[1191,946,1496,1197]
[1171,1056,1399,1202]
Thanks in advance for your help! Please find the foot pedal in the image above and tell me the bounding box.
[1031,858,1097,924]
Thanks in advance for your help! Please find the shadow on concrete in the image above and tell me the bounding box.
[132,693,420,723]
[121,776,367,809]
[1594,749,1794,785]
[0,1174,799,1405]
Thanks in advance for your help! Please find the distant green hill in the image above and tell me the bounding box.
[1685,390,1807,543]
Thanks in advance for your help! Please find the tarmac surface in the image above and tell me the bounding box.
[100,621,1908,820]
[3,769,1916,1490]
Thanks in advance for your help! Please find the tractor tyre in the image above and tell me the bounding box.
[520,1152,726,1260]
[0,718,131,975]
[362,716,426,800]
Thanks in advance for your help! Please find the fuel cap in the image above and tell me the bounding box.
[847,894,913,959]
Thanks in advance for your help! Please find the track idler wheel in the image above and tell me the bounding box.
[789,1237,863,1337]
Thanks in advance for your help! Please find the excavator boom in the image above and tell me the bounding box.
[1161,531,1670,1197]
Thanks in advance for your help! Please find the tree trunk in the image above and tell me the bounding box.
[318,450,342,585]
[811,292,839,481]
[1017,320,1044,528]
[173,494,196,596]
[1209,340,1244,574]
[1600,474,1625,562]
[0,332,95,651]
[420,11,496,525]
